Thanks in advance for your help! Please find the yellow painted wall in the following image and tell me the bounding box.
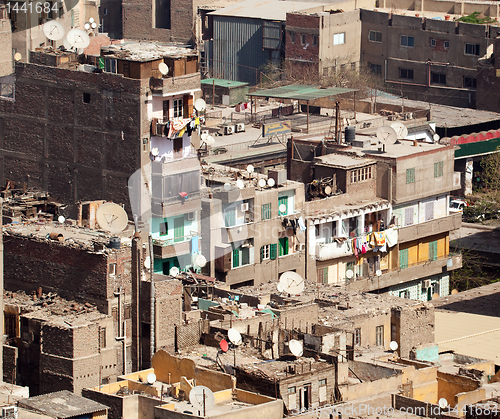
[214,389,233,404]
[456,389,486,417]
[345,375,401,400]
[180,376,194,396]
[437,237,446,258]
[464,361,495,377]
[128,380,159,397]
[413,381,439,404]
[400,364,438,404]
[120,369,154,383]
[437,372,479,408]
[417,242,428,263]
[92,410,108,419]
[236,389,275,405]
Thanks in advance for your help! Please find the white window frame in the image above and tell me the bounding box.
[173,98,183,118]
[333,32,345,45]
[262,244,270,260]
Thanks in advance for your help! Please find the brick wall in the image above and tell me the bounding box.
[393,304,434,359]
[275,303,319,332]
[176,320,209,350]
[82,389,125,419]
[2,345,17,383]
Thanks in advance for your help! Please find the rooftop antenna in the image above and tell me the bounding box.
[194,254,207,271]
[95,203,128,233]
[439,398,448,409]
[278,271,305,295]
[57,215,66,224]
[223,183,232,191]
[289,339,304,357]
[389,340,398,352]
[189,386,215,417]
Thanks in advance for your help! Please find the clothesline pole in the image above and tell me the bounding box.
[212,79,215,109]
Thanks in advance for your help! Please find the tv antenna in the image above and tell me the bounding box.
[289,339,304,357]
[223,183,232,191]
[346,270,354,279]
[195,254,207,269]
[189,386,215,416]
[278,271,305,295]
[144,256,151,269]
[57,215,65,224]
[390,122,408,139]
[95,203,128,233]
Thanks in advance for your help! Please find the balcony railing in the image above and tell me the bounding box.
[153,232,198,247]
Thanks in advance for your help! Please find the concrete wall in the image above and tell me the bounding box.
[437,371,480,408]
[345,371,401,401]
[0,14,12,77]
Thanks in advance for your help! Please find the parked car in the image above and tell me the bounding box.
[449,199,468,214]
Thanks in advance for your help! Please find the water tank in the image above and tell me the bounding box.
[108,237,121,249]
[345,126,356,143]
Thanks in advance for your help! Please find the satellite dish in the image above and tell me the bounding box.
[194,98,207,112]
[279,204,286,213]
[279,271,305,295]
[189,386,215,412]
[223,183,232,191]
[14,53,22,62]
[390,122,408,139]
[325,185,332,195]
[147,372,157,384]
[267,178,275,187]
[195,254,207,268]
[89,17,95,23]
[246,165,254,174]
[84,22,91,30]
[376,269,382,277]
[169,266,180,277]
[228,328,242,345]
[277,283,285,292]
[258,179,266,188]
[158,63,169,75]
[58,215,65,223]
[220,339,229,352]
[376,126,398,144]
[433,133,440,142]
[346,270,354,279]
[95,203,128,233]
[439,398,448,409]
[201,133,208,142]
[236,179,244,189]
[91,22,98,29]
[389,341,398,351]
[289,339,304,357]
[151,147,159,156]
[66,28,90,48]
[42,20,65,40]
[144,256,151,269]
[206,135,215,145]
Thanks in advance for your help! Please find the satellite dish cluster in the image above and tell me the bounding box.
[42,19,95,51]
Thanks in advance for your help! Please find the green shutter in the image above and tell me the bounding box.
[406,168,415,184]
[278,195,288,216]
[174,217,184,243]
[279,237,288,256]
[429,241,438,261]
[232,248,239,268]
[261,203,271,220]
[260,246,264,262]
[224,209,236,227]
[270,243,277,260]
[323,267,329,284]
[399,248,409,269]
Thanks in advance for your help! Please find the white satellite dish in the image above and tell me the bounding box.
[223,183,232,191]
[236,179,245,189]
[206,135,215,145]
[279,271,305,295]
[390,122,408,139]
[195,254,207,268]
[194,98,207,112]
[389,341,398,351]
[91,22,98,29]
[277,282,285,292]
[189,386,215,413]
[376,269,382,277]
[246,164,254,174]
[289,339,304,357]
[95,203,128,233]
[84,22,91,30]
[144,256,151,269]
[279,204,286,214]
[169,266,180,277]
[438,398,448,409]
[228,328,242,345]
[66,28,90,48]
[58,215,65,224]
[147,372,157,384]
[376,126,398,144]
[42,20,65,41]
[268,178,275,187]
[258,178,266,188]
[201,133,208,142]
[151,147,159,156]
[89,17,95,23]
[14,53,22,62]
[158,62,169,76]
[346,270,354,279]
[433,133,440,142]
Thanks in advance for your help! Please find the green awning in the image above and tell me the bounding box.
[248,84,357,101]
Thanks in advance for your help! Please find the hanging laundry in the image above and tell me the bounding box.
[297,217,306,232]
[373,231,386,246]
[151,118,158,136]
[241,102,247,110]
[235,104,241,112]
[385,227,398,248]
[353,238,358,258]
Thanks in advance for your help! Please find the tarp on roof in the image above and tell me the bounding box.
[248,84,357,101]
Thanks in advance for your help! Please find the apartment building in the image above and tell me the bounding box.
[201,165,306,288]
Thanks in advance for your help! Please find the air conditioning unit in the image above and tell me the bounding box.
[423,279,431,289]
[224,125,235,135]
[2,406,18,419]
[236,123,245,132]
[240,203,249,212]
[295,243,306,251]
[186,212,195,221]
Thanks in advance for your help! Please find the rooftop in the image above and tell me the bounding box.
[249,84,357,101]
[208,0,326,21]
[201,78,248,88]
[18,390,108,419]
[101,41,196,62]
[314,154,376,169]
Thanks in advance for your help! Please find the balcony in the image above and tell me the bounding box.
[398,213,462,244]
[316,240,352,261]
[152,234,197,259]
[223,222,255,243]
[346,252,462,292]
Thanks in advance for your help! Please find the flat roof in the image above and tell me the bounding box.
[101,42,196,62]
[248,84,357,101]
[208,0,326,20]
[201,78,248,88]
[18,391,108,419]
[315,154,376,169]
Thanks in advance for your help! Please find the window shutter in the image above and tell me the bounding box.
[270,243,277,260]
[260,246,264,262]
[232,248,239,268]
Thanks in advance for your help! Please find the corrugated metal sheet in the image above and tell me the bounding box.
[263,21,282,50]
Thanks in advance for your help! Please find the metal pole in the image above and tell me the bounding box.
[149,235,155,365]
[353,91,357,120]
[306,101,309,133]
[212,79,215,109]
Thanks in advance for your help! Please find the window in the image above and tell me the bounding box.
[279,237,289,256]
[100,327,106,348]
[261,244,270,261]
[430,38,436,47]
[103,7,108,15]
[370,63,382,74]
[317,267,328,284]
[404,207,414,226]
[376,325,384,346]
[434,161,443,177]
[290,32,295,44]
[431,72,446,85]
[464,77,477,88]
[354,328,361,346]
[429,240,438,261]
[224,208,236,227]
[160,221,168,235]
[301,34,306,45]
[262,203,271,220]
[313,35,318,46]
[399,248,409,269]
[288,387,296,394]
[173,98,183,118]
[83,92,91,103]
[400,35,414,47]
[425,201,434,221]
[369,30,382,43]
[444,40,450,48]
[109,263,116,276]
[432,281,440,296]
[333,32,345,45]
[465,43,480,56]
[350,166,372,183]
[406,168,415,184]
[232,248,239,268]
[278,195,288,216]
[399,290,410,298]
[270,243,278,260]
[346,261,355,280]
[399,68,414,80]
[319,379,327,386]
[124,305,132,319]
